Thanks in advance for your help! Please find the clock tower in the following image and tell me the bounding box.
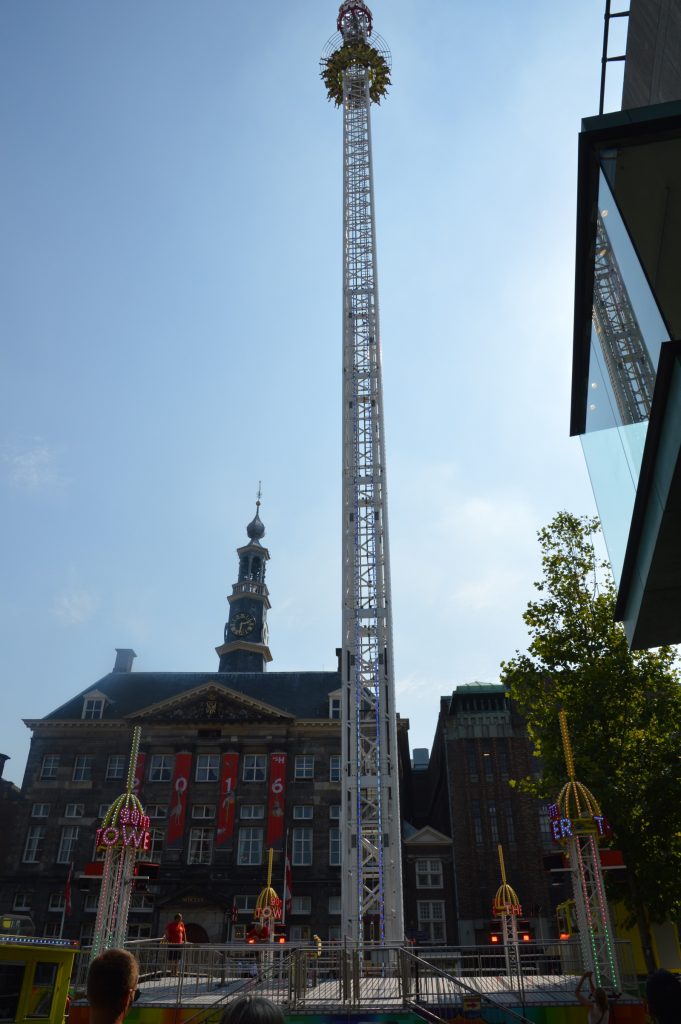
[216,498,273,672]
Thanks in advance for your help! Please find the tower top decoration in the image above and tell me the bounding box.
[556,708,602,824]
[492,844,522,917]
[321,1,391,106]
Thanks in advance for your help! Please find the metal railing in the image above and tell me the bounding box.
[69,938,639,1019]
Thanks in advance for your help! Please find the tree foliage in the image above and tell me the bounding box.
[500,512,681,928]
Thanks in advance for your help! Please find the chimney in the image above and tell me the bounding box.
[113,649,137,673]
[0,754,8,780]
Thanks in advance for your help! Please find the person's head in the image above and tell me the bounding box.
[220,996,285,1024]
[174,913,183,922]
[647,969,681,1023]
[87,949,139,1023]
[593,987,608,1013]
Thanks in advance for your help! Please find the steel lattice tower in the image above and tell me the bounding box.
[553,711,621,992]
[321,1,404,944]
[592,213,655,425]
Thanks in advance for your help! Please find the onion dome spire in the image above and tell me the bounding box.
[246,483,266,544]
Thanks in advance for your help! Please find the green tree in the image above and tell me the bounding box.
[500,512,681,967]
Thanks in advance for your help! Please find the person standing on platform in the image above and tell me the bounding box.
[164,912,187,977]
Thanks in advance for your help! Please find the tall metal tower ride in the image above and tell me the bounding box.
[321,1,404,944]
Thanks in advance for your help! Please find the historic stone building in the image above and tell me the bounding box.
[1,505,382,944]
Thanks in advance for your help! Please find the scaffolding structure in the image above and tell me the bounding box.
[321,1,403,944]
[592,212,655,425]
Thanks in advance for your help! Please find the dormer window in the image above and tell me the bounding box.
[81,691,107,720]
[329,694,341,720]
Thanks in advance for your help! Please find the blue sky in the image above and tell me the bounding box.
[0,1,623,786]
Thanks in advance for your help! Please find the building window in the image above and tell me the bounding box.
[31,803,50,818]
[43,922,61,938]
[23,827,45,863]
[466,742,478,782]
[13,892,32,911]
[417,901,446,944]
[72,756,93,783]
[237,827,263,865]
[106,756,126,780]
[293,805,313,820]
[292,827,313,866]
[98,803,110,818]
[140,828,164,862]
[48,894,66,912]
[292,896,311,915]
[328,925,342,941]
[196,754,219,783]
[472,800,483,846]
[192,804,216,819]
[130,893,153,912]
[294,756,314,780]
[498,742,509,781]
[329,755,341,782]
[127,924,152,940]
[329,828,341,866]
[505,801,516,845]
[329,805,341,820]
[329,697,341,720]
[64,804,84,818]
[82,698,104,720]
[84,894,99,912]
[328,895,341,915]
[41,755,59,779]
[243,755,266,782]
[488,801,499,843]
[234,895,257,914]
[149,755,174,782]
[416,859,443,889]
[289,925,311,942]
[146,804,168,819]
[240,804,264,820]
[80,923,94,946]
[187,828,213,865]
[57,827,79,864]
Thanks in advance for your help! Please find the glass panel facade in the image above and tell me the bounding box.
[581,170,669,583]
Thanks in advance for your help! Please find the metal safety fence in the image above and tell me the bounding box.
[69,938,638,1021]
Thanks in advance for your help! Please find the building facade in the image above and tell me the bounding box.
[411,684,556,947]
[1,508,354,944]
[571,0,681,648]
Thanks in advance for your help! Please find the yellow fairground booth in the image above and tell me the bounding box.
[0,935,79,1024]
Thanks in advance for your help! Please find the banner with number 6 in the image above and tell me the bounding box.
[266,752,287,850]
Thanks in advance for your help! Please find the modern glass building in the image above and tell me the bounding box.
[571,0,681,648]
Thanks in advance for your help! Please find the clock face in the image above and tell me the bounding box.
[229,612,256,638]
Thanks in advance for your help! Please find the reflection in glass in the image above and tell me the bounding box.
[592,211,655,425]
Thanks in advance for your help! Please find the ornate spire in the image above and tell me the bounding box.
[246,483,265,544]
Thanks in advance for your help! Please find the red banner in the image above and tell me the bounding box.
[166,752,192,849]
[266,752,287,850]
[216,753,239,849]
[133,752,146,798]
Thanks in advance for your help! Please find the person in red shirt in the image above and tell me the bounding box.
[164,913,187,976]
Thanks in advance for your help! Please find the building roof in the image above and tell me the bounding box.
[39,670,341,724]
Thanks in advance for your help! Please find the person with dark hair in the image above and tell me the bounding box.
[164,912,187,976]
[220,995,285,1024]
[575,970,609,1023]
[646,968,681,1023]
[86,949,139,1024]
